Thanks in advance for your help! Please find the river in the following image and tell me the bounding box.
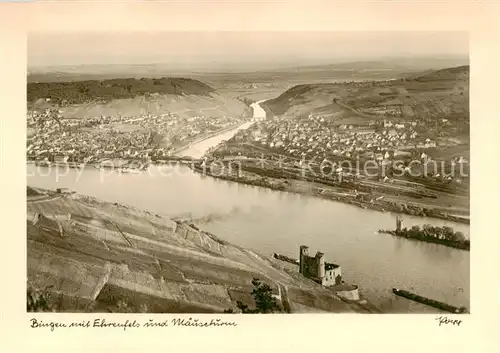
[26,100,469,313]
[174,101,264,159]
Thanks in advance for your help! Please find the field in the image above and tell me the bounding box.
[216,86,287,103]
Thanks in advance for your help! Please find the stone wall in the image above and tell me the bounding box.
[174,222,225,255]
[322,266,342,286]
[336,286,360,301]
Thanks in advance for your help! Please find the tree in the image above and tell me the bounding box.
[27,285,54,312]
[442,226,456,241]
[406,225,420,238]
[250,278,281,313]
[422,224,433,234]
[454,231,466,243]
[226,277,282,314]
[236,301,254,313]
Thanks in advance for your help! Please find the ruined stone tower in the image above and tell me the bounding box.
[316,251,325,279]
[396,216,403,231]
[298,245,343,287]
[299,245,309,274]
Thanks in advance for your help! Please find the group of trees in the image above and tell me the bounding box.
[27,285,53,312]
[397,224,468,244]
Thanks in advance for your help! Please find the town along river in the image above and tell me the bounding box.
[26,103,469,313]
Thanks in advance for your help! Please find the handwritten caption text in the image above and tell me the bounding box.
[30,317,238,331]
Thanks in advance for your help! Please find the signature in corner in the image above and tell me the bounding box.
[436,316,463,327]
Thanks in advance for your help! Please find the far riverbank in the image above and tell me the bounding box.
[26,154,469,226]
[189,163,470,225]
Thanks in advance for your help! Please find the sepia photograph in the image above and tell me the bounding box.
[25,30,471,315]
[2,0,500,351]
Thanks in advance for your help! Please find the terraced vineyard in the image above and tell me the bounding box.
[27,188,373,313]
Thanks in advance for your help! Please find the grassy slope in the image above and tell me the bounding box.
[262,65,469,125]
[43,94,249,120]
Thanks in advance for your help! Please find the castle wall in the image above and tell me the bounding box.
[301,255,320,279]
[336,286,360,301]
[322,267,342,286]
[333,267,342,284]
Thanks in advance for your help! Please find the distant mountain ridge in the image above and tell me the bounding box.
[27,77,215,105]
[27,56,469,84]
[257,57,469,73]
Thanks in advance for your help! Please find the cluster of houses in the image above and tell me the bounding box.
[26,108,240,162]
[233,114,439,164]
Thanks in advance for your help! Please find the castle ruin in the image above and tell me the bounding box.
[299,245,342,287]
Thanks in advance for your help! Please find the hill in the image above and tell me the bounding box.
[30,93,250,120]
[262,65,469,127]
[26,188,374,313]
[27,77,215,105]
[409,65,469,81]
[27,76,251,121]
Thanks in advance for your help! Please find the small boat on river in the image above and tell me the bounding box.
[392,288,467,314]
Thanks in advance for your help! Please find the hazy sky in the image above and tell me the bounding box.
[28,31,468,70]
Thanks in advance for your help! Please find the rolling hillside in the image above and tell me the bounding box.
[262,65,469,125]
[27,188,373,313]
[27,77,250,120]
